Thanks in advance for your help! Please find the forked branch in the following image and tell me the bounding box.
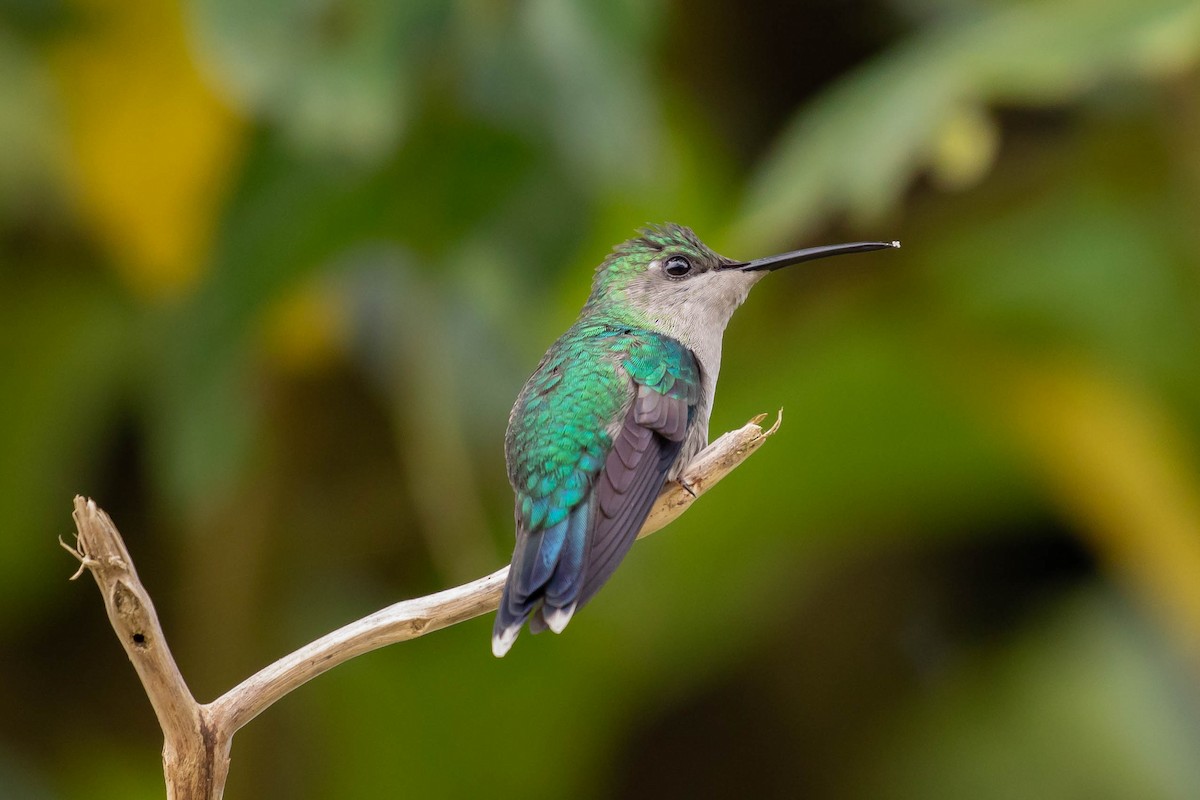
[65,412,781,799]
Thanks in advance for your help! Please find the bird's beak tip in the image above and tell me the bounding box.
[734,240,902,272]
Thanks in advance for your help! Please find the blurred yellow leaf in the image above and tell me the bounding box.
[998,359,1200,658]
[52,0,244,299]
[1130,2,1200,77]
[929,104,1000,192]
[260,279,349,375]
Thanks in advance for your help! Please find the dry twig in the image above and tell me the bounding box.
[67,413,780,799]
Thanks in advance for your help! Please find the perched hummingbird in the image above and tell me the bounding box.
[493,224,898,656]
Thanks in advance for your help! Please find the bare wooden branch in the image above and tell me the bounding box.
[67,497,231,799]
[66,414,780,799]
[208,568,508,734]
[641,410,782,537]
[210,411,780,732]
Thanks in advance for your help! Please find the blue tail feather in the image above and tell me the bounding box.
[525,517,568,596]
[544,503,588,607]
[493,502,590,656]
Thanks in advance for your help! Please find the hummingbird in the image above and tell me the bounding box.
[493,224,898,656]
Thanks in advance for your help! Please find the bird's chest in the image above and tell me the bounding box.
[669,334,722,479]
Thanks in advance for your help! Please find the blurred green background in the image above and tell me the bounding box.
[3,0,1200,797]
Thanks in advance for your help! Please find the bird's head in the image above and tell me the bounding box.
[588,223,898,342]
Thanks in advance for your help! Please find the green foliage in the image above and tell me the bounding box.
[3,0,1200,797]
[733,0,1200,248]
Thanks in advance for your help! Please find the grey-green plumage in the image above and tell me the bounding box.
[493,224,898,656]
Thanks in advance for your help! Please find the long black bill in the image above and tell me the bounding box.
[727,240,900,272]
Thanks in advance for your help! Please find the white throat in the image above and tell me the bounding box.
[627,266,763,428]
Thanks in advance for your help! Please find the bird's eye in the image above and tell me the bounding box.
[664,255,692,277]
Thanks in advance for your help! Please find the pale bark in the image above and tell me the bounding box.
[65,413,780,799]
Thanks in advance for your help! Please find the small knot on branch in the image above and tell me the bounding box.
[113,581,143,619]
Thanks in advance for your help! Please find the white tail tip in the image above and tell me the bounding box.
[544,604,576,634]
[492,626,520,658]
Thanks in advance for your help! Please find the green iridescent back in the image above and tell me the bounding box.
[506,316,701,534]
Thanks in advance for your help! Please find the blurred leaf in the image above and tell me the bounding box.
[0,27,66,214]
[928,103,1000,190]
[701,309,1038,541]
[733,0,1200,250]
[342,250,498,582]
[963,0,1200,96]
[189,0,449,161]
[519,0,664,189]
[912,114,1200,655]
[0,275,128,625]
[145,118,535,509]
[923,163,1200,382]
[0,0,69,36]
[987,358,1200,656]
[457,0,666,190]
[260,274,350,375]
[854,591,1200,800]
[51,0,245,299]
